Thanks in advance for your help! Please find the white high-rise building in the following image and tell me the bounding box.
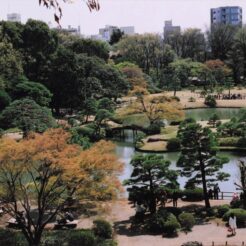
[7,13,21,22]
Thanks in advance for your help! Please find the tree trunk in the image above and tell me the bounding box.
[174,89,177,97]
[200,161,210,208]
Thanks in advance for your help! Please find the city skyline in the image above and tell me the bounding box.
[0,0,246,35]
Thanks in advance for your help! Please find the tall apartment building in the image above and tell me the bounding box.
[163,20,181,38]
[7,13,21,22]
[210,6,242,26]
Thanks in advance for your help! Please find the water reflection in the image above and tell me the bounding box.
[115,108,245,195]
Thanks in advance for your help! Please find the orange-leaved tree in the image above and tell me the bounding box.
[117,93,184,124]
[0,128,122,246]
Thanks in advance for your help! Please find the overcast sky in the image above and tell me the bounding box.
[0,0,245,36]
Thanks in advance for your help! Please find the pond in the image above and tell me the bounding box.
[185,108,241,121]
[115,107,246,196]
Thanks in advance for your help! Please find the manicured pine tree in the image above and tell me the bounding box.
[177,119,229,208]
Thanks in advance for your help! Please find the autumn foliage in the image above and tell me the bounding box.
[0,128,122,245]
[117,93,184,124]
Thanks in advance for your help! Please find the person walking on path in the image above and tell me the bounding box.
[228,213,237,236]
[172,191,178,207]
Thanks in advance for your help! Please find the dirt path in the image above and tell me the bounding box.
[106,199,246,246]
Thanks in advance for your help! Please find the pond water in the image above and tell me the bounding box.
[115,108,246,195]
[185,108,241,121]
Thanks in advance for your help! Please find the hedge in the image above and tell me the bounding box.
[223,209,246,228]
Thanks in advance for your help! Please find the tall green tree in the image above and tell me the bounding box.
[233,27,246,80]
[125,154,179,213]
[207,24,237,60]
[177,121,229,208]
[109,29,124,45]
[0,41,23,85]
[22,19,58,81]
[68,38,109,61]
[0,98,56,136]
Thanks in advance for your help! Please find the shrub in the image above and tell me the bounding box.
[188,97,196,102]
[0,90,11,111]
[181,189,204,201]
[164,207,182,217]
[171,96,180,102]
[98,240,118,246]
[204,95,216,108]
[93,219,113,239]
[237,138,246,148]
[144,122,162,135]
[230,199,243,209]
[68,230,97,246]
[217,205,230,218]
[218,137,239,147]
[163,213,181,236]
[178,212,195,231]
[0,229,20,245]
[223,209,246,228]
[166,138,180,151]
[145,209,169,233]
[181,242,203,246]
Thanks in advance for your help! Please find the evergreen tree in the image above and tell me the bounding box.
[177,121,229,208]
[125,154,179,213]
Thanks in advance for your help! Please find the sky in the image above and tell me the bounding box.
[0,0,246,36]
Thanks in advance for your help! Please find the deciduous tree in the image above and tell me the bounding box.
[0,128,122,245]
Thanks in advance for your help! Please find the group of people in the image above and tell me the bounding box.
[214,93,245,100]
[208,184,220,200]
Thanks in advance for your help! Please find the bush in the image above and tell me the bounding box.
[68,230,97,246]
[218,137,239,147]
[164,207,182,217]
[237,138,246,148]
[166,138,180,151]
[93,219,113,239]
[204,95,216,108]
[0,90,11,111]
[230,199,243,209]
[188,97,196,102]
[170,96,180,102]
[217,205,230,218]
[178,212,195,231]
[97,240,118,246]
[145,209,169,233]
[163,213,180,236]
[181,242,203,246]
[181,189,204,201]
[144,122,162,135]
[223,209,246,228]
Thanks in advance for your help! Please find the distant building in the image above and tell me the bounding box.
[96,25,135,42]
[120,26,135,36]
[7,13,21,22]
[90,34,105,41]
[99,25,118,41]
[54,25,81,36]
[163,20,181,38]
[210,6,242,27]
